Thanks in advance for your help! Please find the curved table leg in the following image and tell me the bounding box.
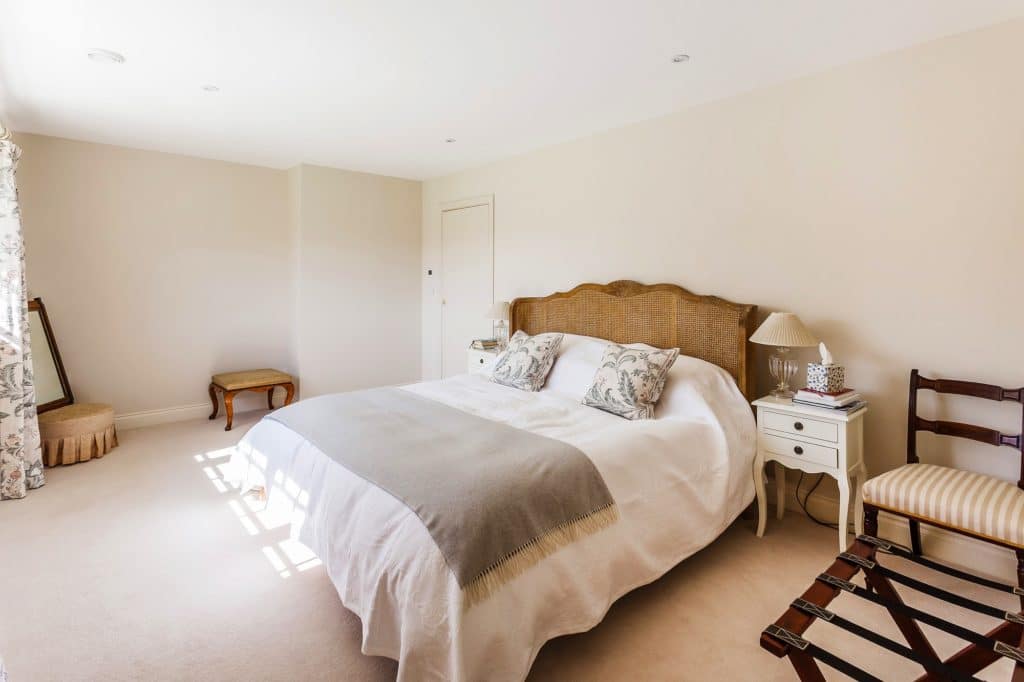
[854,463,867,538]
[775,461,786,521]
[837,472,851,553]
[267,386,275,410]
[754,451,767,537]
[208,383,219,420]
[283,382,295,406]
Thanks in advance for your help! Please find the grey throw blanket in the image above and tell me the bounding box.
[266,387,617,606]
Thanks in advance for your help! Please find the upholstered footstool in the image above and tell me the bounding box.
[209,369,295,431]
[39,403,118,466]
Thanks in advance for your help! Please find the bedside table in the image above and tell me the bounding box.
[752,396,868,552]
[467,348,499,375]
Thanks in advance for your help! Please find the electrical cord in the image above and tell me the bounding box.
[795,471,839,529]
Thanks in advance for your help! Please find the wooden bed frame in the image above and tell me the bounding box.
[509,280,757,399]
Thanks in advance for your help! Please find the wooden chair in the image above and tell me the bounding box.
[862,369,1024,608]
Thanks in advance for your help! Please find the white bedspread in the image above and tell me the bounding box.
[230,369,755,681]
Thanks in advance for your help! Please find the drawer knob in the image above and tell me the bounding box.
[793,445,804,455]
[479,358,485,364]
[794,421,804,431]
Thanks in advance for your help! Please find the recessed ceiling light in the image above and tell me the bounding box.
[672,54,690,63]
[445,138,456,143]
[87,49,125,64]
[201,85,220,92]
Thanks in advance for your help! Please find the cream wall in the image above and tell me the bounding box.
[15,136,423,421]
[15,133,295,418]
[422,20,1024,484]
[292,164,421,397]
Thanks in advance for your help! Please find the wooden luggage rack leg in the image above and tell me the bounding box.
[761,535,1024,681]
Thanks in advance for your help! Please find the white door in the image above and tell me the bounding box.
[441,202,493,378]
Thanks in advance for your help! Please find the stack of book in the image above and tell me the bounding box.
[793,388,866,412]
[470,338,499,351]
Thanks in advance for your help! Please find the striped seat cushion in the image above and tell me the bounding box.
[862,463,1024,549]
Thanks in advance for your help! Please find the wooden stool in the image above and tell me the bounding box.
[209,369,295,431]
[39,403,118,466]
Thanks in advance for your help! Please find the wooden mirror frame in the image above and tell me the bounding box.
[29,297,74,413]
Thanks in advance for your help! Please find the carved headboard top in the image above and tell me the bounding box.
[509,280,757,398]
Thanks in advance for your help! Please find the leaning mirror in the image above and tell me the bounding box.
[28,297,73,412]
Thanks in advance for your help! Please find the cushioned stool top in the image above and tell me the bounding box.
[212,368,292,391]
[863,462,1024,549]
[38,403,115,439]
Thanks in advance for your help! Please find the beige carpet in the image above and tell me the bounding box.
[0,413,1017,681]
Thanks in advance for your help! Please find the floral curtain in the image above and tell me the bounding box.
[0,136,43,500]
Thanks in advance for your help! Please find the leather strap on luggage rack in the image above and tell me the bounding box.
[788,598,982,682]
[762,624,883,682]
[857,534,1024,597]
[815,573,1024,664]
[763,537,1024,681]
[838,552,1024,626]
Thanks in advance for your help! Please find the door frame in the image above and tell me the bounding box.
[439,194,494,377]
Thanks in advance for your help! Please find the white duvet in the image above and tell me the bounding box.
[229,340,756,681]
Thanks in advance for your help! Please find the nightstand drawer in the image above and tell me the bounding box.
[762,410,838,442]
[467,349,498,375]
[762,433,838,469]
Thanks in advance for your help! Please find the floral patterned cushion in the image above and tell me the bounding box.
[582,344,680,420]
[491,330,564,392]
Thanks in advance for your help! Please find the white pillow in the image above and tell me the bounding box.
[545,334,743,421]
[544,334,682,403]
[654,353,744,419]
[542,334,611,401]
[528,333,740,420]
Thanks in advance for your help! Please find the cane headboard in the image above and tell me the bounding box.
[509,280,757,399]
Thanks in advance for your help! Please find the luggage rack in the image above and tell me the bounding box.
[761,535,1024,681]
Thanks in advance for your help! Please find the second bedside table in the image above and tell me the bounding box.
[752,396,868,552]
[467,347,499,375]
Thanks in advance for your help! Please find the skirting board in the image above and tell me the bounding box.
[771,472,1019,583]
[115,402,261,430]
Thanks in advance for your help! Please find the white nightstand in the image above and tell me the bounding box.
[467,348,499,375]
[752,396,868,552]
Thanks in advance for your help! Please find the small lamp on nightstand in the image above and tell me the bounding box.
[486,301,510,349]
[750,312,818,398]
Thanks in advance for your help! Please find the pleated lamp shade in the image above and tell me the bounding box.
[750,312,818,348]
[485,300,510,320]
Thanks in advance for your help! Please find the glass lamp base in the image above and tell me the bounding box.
[768,347,798,400]
[494,321,509,350]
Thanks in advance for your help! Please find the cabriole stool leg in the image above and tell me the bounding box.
[208,383,219,420]
[224,391,235,431]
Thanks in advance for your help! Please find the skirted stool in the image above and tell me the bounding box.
[39,403,118,466]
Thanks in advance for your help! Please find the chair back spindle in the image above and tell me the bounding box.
[907,369,1024,490]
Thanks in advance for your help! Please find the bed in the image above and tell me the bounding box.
[229,280,758,681]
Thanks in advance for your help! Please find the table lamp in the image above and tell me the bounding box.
[750,312,818,398]
[486,300,510,348]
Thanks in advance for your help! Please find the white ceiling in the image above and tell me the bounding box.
[3,1,1023,180]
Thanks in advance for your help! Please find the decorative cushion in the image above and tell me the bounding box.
[582,343,680,420]
[863,463,1024,549]
[212,368,292,391]
[491,330,564,392]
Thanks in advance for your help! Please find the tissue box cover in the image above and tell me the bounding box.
[807,363,845,393]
